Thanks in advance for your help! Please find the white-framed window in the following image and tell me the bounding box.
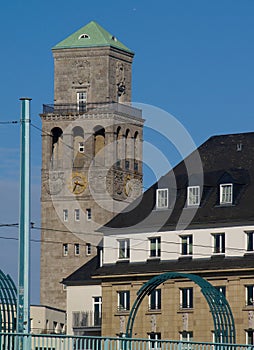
[117,291,130,311]
[213,233,225,254]
[156,189,168,209]
[187,186,200,206]
[86,243,91,255]
[86,208,92,221]
[246,231,254,252]
[118,239,130,259]
[149,289,161,310]
[149,237,161,258]
[63,243,68,256]
[246,285,254,306]
[74,209,80,221]
[93,297,102,326]
[181,235,193,255]
[149,332,161,350]
[246,329,254,345]
[220,184,233,204]
[74,243,80,256]
[78,142,84,153]
[180,331,193,342]
[77,91,87,112]
[180,287,193,309]
[63,209,68,222]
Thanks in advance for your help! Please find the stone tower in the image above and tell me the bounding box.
[40,21,144,310]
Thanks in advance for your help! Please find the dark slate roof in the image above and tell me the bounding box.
[93,255,254,279]
[62,256,101,286]
[100,132,254,233]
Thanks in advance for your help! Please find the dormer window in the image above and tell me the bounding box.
[187,186,200,206]
[156,189,168,209]
[78,33,90,39]
[220,184,233,204]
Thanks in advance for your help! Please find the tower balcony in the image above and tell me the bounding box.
[42,102,142,120]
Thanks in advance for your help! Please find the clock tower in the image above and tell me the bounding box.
[40,21,144,310]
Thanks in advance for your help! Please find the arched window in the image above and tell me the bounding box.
[73,126,85,168]
[134,131,139,171]
[116,126,122,167]
[94,125,105,164]
[125,129,131,170]
[51,127,63,168]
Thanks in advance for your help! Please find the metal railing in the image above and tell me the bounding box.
[1,332,254,350]
[42,102,142,119]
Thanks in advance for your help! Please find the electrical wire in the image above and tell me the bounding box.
[0,222,251,255]
[0,121,19,124]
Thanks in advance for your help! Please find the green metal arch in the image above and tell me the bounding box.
[126,272,235,344]
[0,270,17,333]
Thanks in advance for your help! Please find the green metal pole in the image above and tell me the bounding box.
[17,98,32,335]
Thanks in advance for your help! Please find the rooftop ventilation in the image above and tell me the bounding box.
[78,34,90,39]
[112,36,117,42]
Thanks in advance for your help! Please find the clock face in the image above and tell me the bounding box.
[69,173,87,194]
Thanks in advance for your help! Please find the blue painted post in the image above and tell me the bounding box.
[17,98,32,334]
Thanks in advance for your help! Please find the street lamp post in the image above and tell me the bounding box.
[17,98,32,335]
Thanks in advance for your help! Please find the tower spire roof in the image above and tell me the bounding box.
[53,21,133,53]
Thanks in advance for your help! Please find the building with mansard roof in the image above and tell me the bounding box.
[65,132,254,344]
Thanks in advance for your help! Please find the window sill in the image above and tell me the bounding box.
[177,308,194,313]
[147,257,161,262]
[115,310,130,316]
[146,309,162,315]
[242,305,254,311]
[178,255,192,260]
[211,254,225,258]
[244,251,254,256]
[116,259,130,264]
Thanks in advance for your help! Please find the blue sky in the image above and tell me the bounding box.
[0,0,254,303]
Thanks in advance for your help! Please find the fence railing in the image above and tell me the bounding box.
[1,332,254,350]
[42,102,143,119]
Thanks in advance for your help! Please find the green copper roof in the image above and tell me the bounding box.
[53,21,133,53]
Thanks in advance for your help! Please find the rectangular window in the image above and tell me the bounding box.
[125,160,130,169]
[246,232,254,252]
[79,142,84,153]
[215,286,226,297]
[77,91,87,112]
[117,291,130,311]
[156,189,168,209]
[74,243,80,256]
[134,162,138,171]
[180,288,193,309]
[63,209,68,222]
[213,233,225,254]
[180,331,193,342]
[118,239,130,259]
[187,186,200,206]
[246,330,254,345]
[149,289,161,310]
[63,244,68,256]
[181,235,193,255]
[220,184,233,204]
[74,209,80,221]
[149,333,161,350]
[93,297,102,326]
[86,208,92,221]
[86,243,91,256]
[246,285,254,306]
[149,237,161,258]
